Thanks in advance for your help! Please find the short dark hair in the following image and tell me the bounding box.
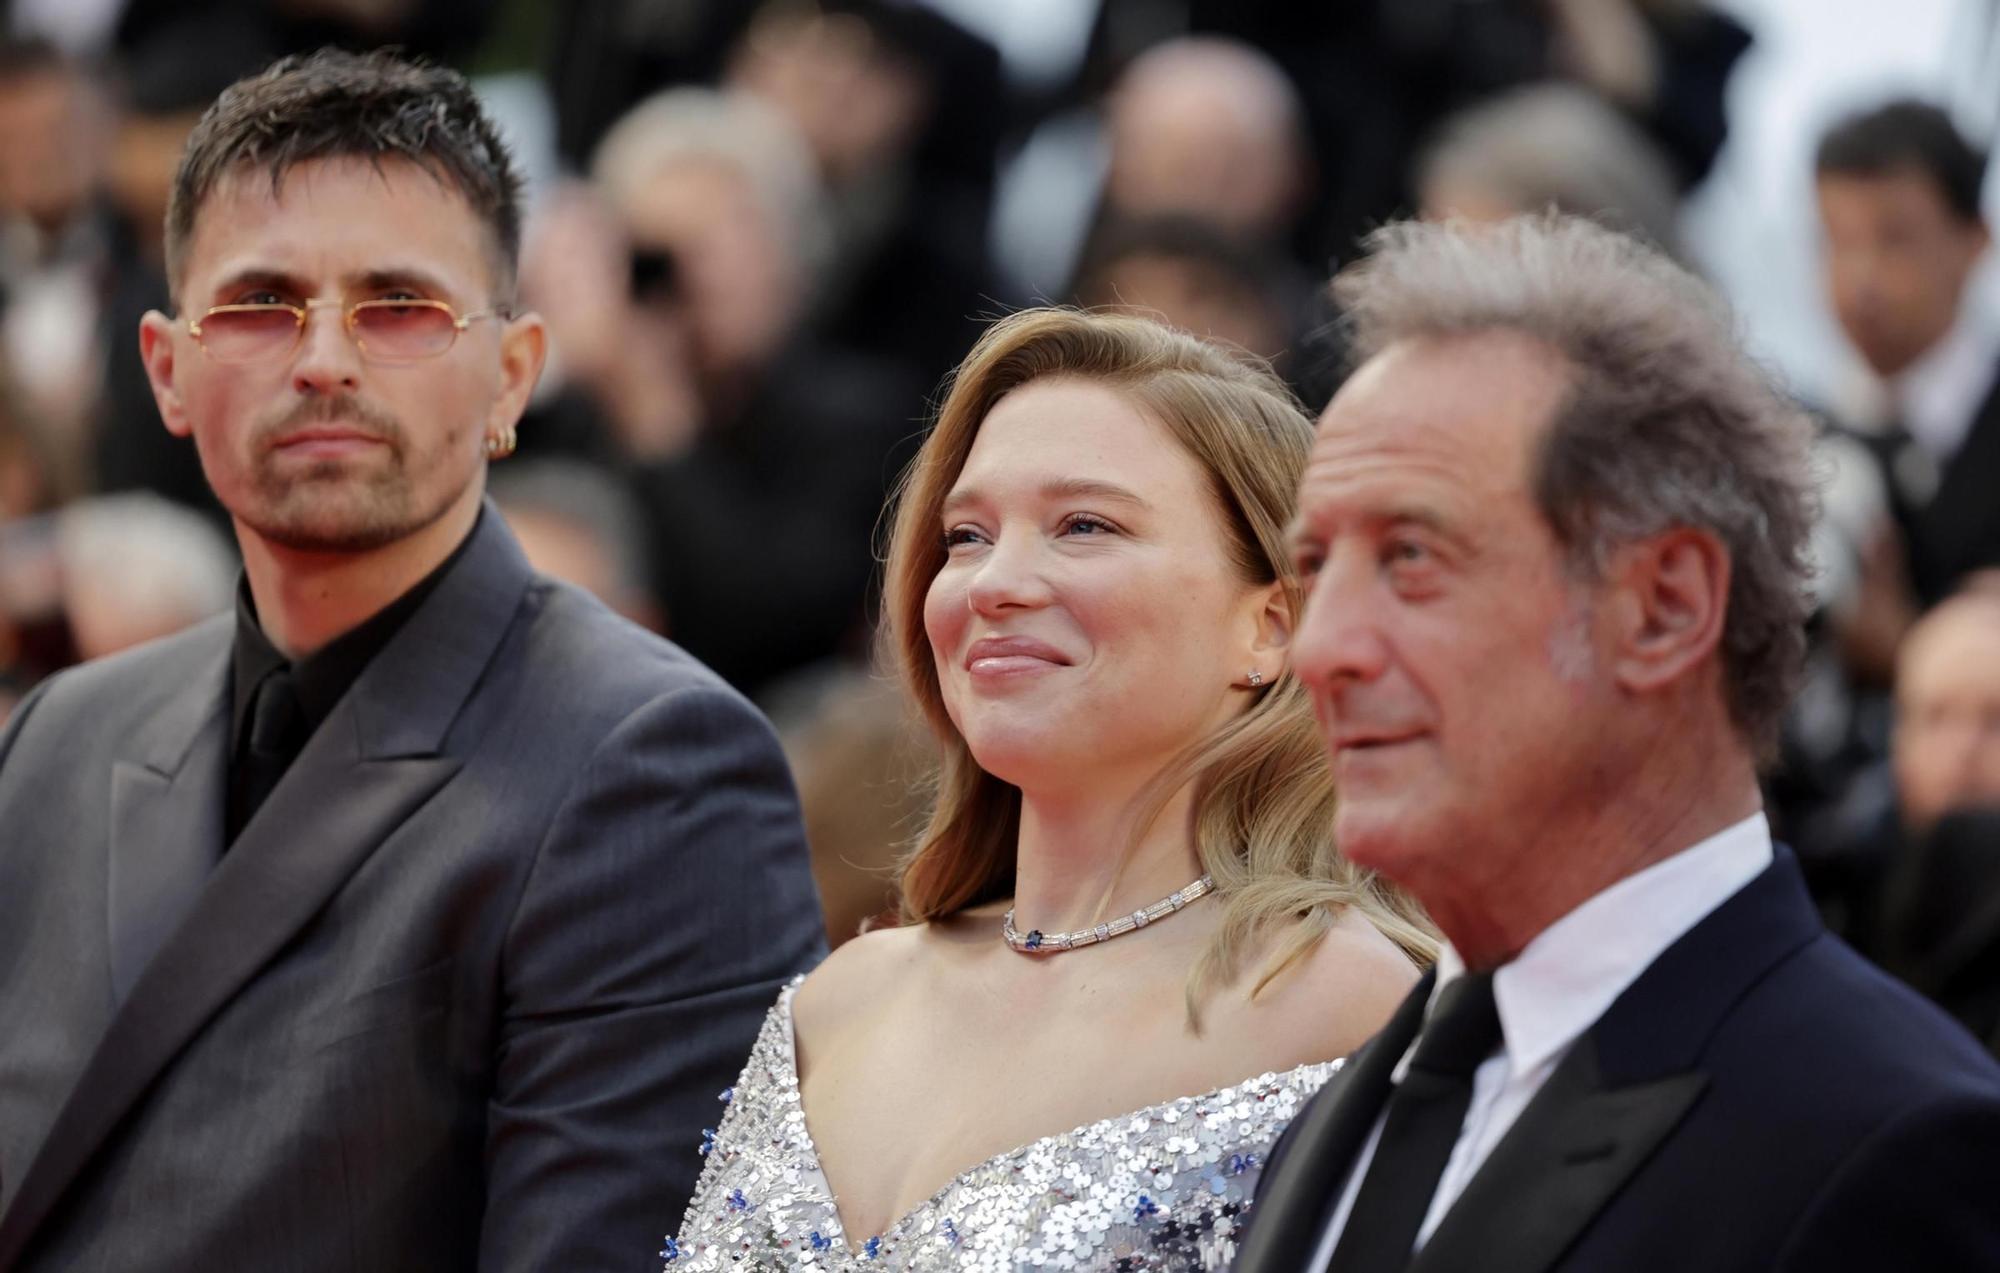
[165,48,522,300]
[1816,98,1988,223]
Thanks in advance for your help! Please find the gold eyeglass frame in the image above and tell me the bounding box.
[185,297,510,364]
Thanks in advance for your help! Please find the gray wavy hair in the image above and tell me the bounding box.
[1333,214,1817,759]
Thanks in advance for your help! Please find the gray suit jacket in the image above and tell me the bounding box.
[0,508,826,1272]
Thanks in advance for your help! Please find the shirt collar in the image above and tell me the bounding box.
[228,508,482,753]
[1893,309,2000,463]
[1427,813,1775,1082]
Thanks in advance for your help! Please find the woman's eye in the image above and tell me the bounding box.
[941,526,985,550]
[236,289,287,306]
[1059,514,1116,537]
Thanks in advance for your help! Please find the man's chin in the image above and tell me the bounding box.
[1331,804,1430,882]
[232,460,477,554]
[250,520,410,554]
[239,493,419,555]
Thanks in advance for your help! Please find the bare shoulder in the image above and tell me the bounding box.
[791,921,941,1045]
[1229,909,1423,1063]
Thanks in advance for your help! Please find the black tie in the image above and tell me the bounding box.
[232,666,307,845]
[1325,972,1503,1273]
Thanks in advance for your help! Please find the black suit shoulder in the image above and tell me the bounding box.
[1598,930,2000,1272]
[1722,932,2000,1118]
[1760,945,2000,1270]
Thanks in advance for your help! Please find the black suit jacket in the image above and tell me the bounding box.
[1880,358,2000,606]
[1876,808,2000,1056]
[1234,851,2000,1272]
[0,507,826,1272]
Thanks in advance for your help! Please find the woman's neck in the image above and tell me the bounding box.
[1008,781,1206,937]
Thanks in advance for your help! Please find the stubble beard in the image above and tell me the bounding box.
[236,395,458,553]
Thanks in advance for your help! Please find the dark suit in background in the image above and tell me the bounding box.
[1874,360,2000,607]
[0,508,826,1271]
[1235,850,2000,1273]
[1876,807,2000,1056]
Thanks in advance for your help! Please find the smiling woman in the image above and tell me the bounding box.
[887,311,1433,988]
[667,308,1435,1271]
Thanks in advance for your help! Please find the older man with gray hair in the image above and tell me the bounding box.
[1234,214,2000,1273]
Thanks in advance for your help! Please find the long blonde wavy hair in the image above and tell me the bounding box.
[882,308,1437,1014]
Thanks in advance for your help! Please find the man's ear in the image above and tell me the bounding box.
[489,311,549,434]
[138,311,193,438]
[1607,527,1731,697]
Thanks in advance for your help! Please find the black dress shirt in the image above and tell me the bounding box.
[224,514,479,843]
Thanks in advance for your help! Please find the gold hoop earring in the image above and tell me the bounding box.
[485,424,518,459]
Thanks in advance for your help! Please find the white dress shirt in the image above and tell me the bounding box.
[1308,814,1776,1268]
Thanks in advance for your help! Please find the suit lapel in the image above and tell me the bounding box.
[1232,971,1434,1273]
[1410,851,1826,1273]
[106,636,230,1002]
[0,507,534,1267]
[1411,1039,1707,1273]
[0,709,462,1268]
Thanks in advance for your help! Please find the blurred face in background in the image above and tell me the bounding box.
[1894,591,2000,832]
[1105,41,1307,243]
[107,110,202,257]
[729,5,929,187]
[924,377,1276,800]
[1817,166,1989,378]
[619,156,801,383]
[0,64,105,234]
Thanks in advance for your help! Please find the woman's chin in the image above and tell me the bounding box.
[963,729,1086,793]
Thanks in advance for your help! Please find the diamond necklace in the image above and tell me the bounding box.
[1001,873,1216,955]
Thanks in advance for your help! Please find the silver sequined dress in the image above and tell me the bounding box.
[664,980,1340,1271]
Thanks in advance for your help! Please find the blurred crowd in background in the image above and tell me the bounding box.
[1,0,1998,1052]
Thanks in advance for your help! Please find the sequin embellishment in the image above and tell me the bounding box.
[665,979,1339,1270]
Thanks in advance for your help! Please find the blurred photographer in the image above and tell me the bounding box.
[521,88,922,697]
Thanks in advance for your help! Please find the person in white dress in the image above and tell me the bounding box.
[668,308,1434,1270]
